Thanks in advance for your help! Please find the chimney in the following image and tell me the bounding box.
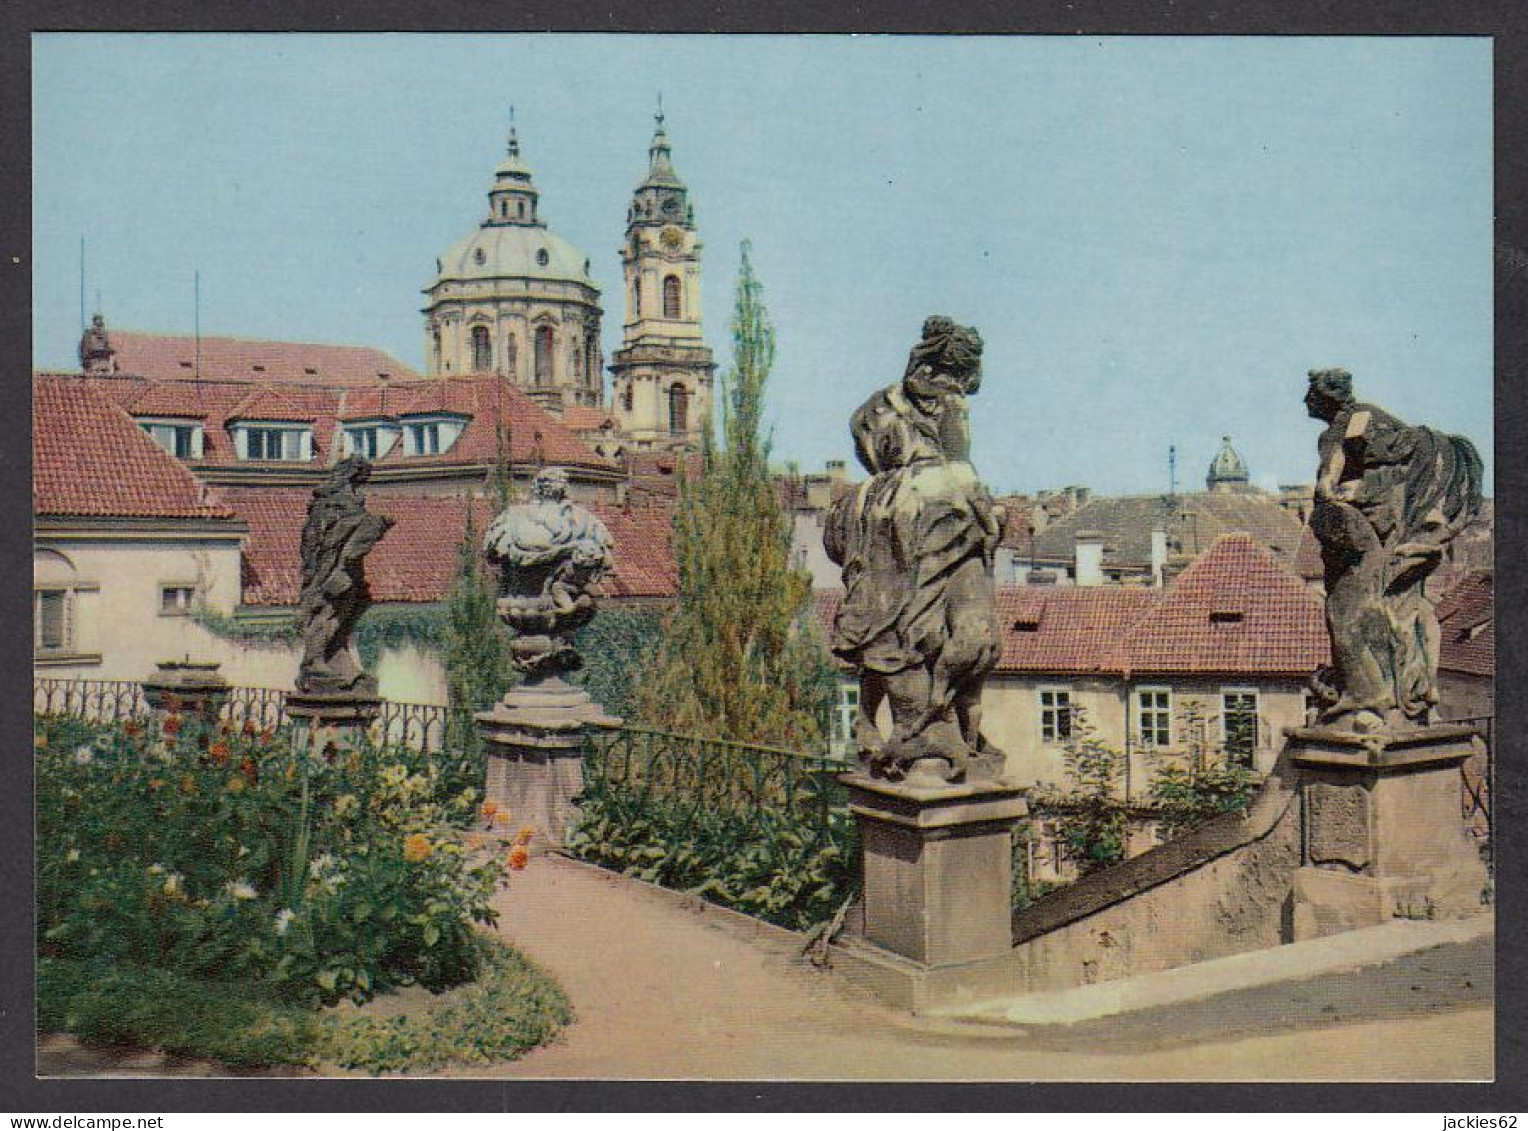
[1150,528,1169,587]
[1073,530,1105,587]
[825,459,847,483]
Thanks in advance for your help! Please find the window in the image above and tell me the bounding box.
[668,384,689,434]
[343,426,398,461]
[409,422,441,455]
[244,427,307,461]
[663,275,682,319]
[1136,687,1172,746]
[35,588,70,652]
[831,682,860,760]
[1222,689,1260,766]
[504,333,517,378]
[622,383,634,413]
[586,337,599,386]
[160,585,196,617]
[432,328,442,370]
[139,421,200,459]
[534,326,554,386]
[1039,688,1073,743]
[633,280,642,318]
[471,325,492,372]
[572,343,584,380]
[517,201,525,220]
[536,249,550,267]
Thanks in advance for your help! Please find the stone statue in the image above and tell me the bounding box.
[296,456,394,695]
[484,466,614,680]
[1304,368,1483,732]
[824,316,1007,783]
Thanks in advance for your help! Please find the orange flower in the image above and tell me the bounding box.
[180,775,197,795]
[507,845,530,871]
[208,741,231,767]
[162,693,182,713]
[162,715,182,736]
[480,800,500,824]
[123,720,141,738]
[34,733,47,750]
[242,719,257,737]
[148,778,165,791]
[515,826,535,847]
[403,833,433,862]
[239,756,258,784]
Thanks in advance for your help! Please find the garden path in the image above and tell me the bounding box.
[451,856,1493,1082]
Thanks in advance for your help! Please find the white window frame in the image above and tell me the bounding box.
[342,422,400,461]
[1220,686,1261,764]
[237,422,313,462]
[159,583,198,618]
[830,680,860,761]
[1038,686,1074,744]
[34,586,74,653]
[137,418,205,459]
[1135,686,1173,747]
[400,414,467,456]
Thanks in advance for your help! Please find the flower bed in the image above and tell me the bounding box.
[36,710,565,1071]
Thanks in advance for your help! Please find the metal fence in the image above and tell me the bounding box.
[580,725,851,847]
[34,677,470,756]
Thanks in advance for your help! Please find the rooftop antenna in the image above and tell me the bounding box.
[78,237,86,337]
[656,90,664,127]
[1168,443,1178,499]
[193,270,201,381]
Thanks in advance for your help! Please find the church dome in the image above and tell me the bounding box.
[435,225,594,287]
[1206,435,1250,491]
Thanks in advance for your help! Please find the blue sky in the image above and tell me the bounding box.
[32,34,1492,496]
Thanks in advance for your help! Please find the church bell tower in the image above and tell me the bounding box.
[609,102,715,451]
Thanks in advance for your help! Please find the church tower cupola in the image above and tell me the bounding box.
[1206,435,1251,492]
[610,101,714,452]
[487,109,542,227]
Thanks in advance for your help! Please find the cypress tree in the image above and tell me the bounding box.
[442,504,514,776]
[633,241,832,747]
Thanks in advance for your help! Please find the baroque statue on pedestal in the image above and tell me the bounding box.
[296,456,394,696]
[1305,367,1483,733]
[825,316,1007,783]
[484,466,614,682]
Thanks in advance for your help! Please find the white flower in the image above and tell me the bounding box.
[237,844,249,858]
[225,880,257,901]
[308,853,337,879]
[147,863,166,875]
[73,746,92,765]
[162,872,183,896]
[274,908,296,936]
[65,848,80,864]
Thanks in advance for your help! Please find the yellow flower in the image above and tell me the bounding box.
[334,794,358,818]
[226,775,246,794]
[507,845,530,871]
[403,833,433,862]
[515,826,535,847]
[180,775,197,795]
[480,800,500,824]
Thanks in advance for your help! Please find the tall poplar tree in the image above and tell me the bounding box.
[633,241,833,747]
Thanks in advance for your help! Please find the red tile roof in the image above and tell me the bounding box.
[33,376,237,521]
[107,332,419,386]
[997,587,1159,674]
[47,371,610,472]
[1436,570,1493,679]
[561,405,621,431]
[812,534,1326,679]
[1120,533,1328,676]
[227,489,677,606]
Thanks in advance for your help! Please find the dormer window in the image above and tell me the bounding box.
[342,421,400,461]
[400,414,467,457]
[137,419,205,460]
[235,422,312,462]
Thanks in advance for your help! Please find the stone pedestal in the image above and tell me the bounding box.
[285,690,382,749]
[842,771,1028,967]
[142,660,229,721]
[1287,724,1489,941]
[477,677,620,853]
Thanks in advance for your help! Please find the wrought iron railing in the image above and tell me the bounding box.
[580,725,850,845]
[33,677,469,756]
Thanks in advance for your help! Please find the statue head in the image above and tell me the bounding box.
[904,316,984,398]
[1305,368,1355,422]
[532,466,570,503]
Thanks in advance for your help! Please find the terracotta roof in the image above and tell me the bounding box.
[1436,569,1493,679]
[1120,533,1328,676]
[107,331,419,386]
[997,587,1159,674]
[561,405,621,431]
[44,371,610,472]
[33,376,236,521]
[227,489,677,606]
